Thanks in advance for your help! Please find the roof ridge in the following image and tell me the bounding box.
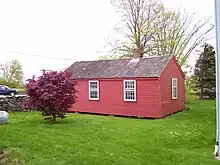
[74,58,129,63]
[74,55,173,63]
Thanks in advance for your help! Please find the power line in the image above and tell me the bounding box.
[7,50,75,61]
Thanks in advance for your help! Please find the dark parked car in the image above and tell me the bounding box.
[0,85,17,96]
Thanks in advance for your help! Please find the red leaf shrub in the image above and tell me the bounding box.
[24,70,77,123]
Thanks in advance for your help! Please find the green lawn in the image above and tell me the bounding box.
[0,100,219,165]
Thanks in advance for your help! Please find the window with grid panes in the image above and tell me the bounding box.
[124,80,136,101]
[172,78,178,99]
[89,81,99,100]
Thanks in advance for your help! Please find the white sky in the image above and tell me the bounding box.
[0,0,215,79]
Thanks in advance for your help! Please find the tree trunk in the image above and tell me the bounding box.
[53,115,56,123]
[200,88,204,99]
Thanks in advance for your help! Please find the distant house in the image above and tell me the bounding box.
[66,49,185,118]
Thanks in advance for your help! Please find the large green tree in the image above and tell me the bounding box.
[103,0,214,66]
[0,60,24,88]
[194,43,216,99]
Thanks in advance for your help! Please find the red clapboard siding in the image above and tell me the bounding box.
[69,56,186,119]
[159,56,185,117]
[70,78,161,118]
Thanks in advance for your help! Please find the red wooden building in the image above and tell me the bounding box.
[67,50,185,118]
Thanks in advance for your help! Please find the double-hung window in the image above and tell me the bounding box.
[89,80,99,100]
[124,80,136,101]
[172,78,178,99]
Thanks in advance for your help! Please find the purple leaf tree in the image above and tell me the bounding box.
[24,70,77,123]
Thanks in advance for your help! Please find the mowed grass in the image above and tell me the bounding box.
[0,100,219,165]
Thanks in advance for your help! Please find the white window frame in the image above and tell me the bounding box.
[123,80,136,102]
[172,78,178,99]
[89,80,99,100]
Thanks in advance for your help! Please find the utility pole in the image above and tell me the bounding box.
[215,0,220,159]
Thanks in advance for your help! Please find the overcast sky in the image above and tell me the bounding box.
[0,0,215,79]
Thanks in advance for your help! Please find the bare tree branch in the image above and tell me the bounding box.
[103,0,214,66]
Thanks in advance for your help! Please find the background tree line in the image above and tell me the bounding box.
[0,60,24,88]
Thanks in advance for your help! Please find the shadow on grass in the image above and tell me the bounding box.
[4,113,89,127]
[39,118,80,125]
[13,116,90,127]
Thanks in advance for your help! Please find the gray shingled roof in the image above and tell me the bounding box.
[66,55,172,79]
